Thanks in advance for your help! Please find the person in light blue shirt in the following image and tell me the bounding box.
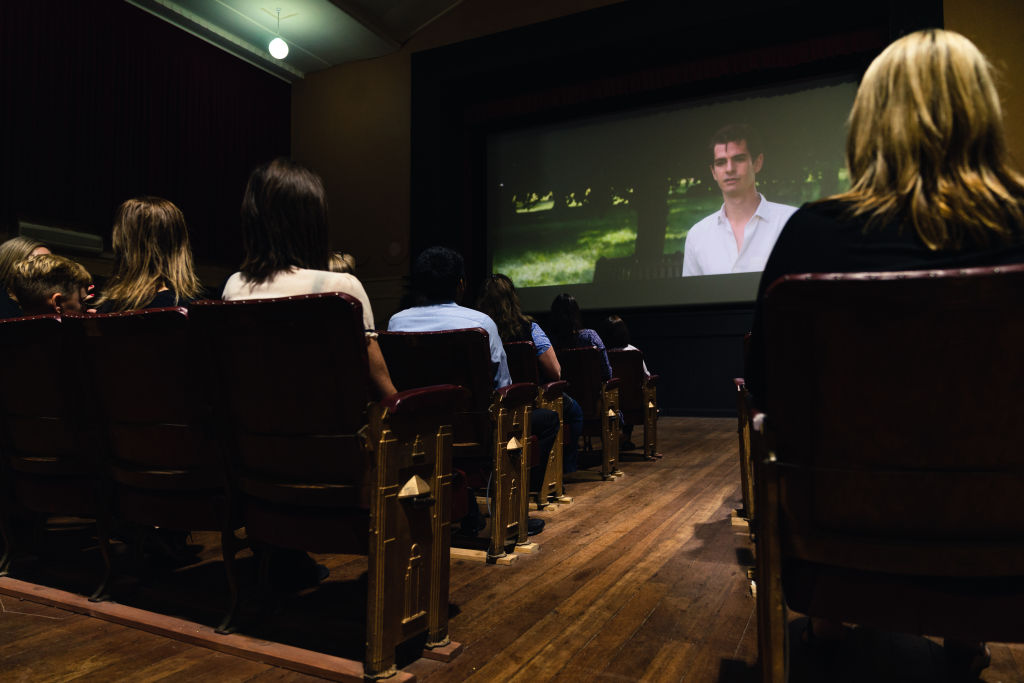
[388,248,557,536]
[388,249,511,388]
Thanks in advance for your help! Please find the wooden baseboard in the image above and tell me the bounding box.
[0,576,438,682]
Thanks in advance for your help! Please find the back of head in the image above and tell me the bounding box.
[328,251,356,274]
[842,28,1024,249]
[11,253,92,315]
[549,293,583,348]
[411,246,464,304]
[476,273,532,342]
[602,314,631,349]
[240,158,329,283]
[99,196,201,312]
[709,123,762,162]
[0,236,47,288]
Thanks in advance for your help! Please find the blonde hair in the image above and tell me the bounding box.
[97,197,202,312]
[0,236,46,288]
[328,251,356,274]
[836,29,1024,250]
[10,254,91,314]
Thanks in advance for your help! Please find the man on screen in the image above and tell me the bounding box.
[682,124,798,276]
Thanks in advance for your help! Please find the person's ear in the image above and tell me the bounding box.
[752,153,764,174]
[50,292,63,314]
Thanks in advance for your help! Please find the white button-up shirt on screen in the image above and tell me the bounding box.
[682,194,798,276]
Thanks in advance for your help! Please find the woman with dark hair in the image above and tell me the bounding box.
[0,235,50,318]
[477,274,583,472]
[478,274,560,381]
[602,314,650,377]
[748,29,1024,674]
[549,292,612,380]
[222,158,396,398]
[95,197,202,312]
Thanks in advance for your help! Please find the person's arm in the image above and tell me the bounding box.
[531,322,560,380]
[367,336,397,399]
[537,346,561,381]
[583,329,613,380]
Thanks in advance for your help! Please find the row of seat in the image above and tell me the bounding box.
[734,264,1024,682]
[0,292,660,679]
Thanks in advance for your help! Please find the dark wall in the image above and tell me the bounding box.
[0,0,291,266]
[410,0,943,415]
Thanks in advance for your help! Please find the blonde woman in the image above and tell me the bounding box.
[0,236,50,317]
[748,29,1024,675]
[95,197,202,313]
[750,29,1024,401]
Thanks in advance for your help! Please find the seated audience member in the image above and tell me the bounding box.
[95,197,203,313]
[601,314,651,450]
[0,236,50,318]
[389,247,511,386]
[747,29,1024,675]
[602,314,651,377]
[476,273,583,473]
[388,247,557,533]
[548,293,612,380]
[9,254,92,316]
[222,158,396,400]
[328,251,356,274]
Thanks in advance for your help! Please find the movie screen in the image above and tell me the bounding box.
[486,76,858,310]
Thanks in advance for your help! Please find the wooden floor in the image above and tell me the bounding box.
[1,417,1022,682]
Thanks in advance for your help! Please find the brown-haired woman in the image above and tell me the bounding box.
[95,197,202,312]
[477,273,583,472]
[0,236,50,318]
[222,158,396,398]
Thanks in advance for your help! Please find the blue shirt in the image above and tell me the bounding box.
[387,302,512,389]
[530,322,552,357]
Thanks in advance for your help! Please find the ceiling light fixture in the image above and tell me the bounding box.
[268,8,288,60]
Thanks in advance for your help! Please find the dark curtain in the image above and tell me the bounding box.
[0,0,291,266]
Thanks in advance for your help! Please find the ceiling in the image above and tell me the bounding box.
[126,0,464,82]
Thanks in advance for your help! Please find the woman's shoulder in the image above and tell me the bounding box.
[785,198,855,232]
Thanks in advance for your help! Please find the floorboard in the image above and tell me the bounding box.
[0,417,1021,681]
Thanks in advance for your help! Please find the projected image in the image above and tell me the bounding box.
[487,79,856,289]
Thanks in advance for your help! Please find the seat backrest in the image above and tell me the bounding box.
[504,341,540,385]
[607,349,645,417]
[558,346,606,419]
[761,264,1024,576]
[378,329,494,444]
[189,294,372,501]
[67,307,222,494]
[0,314,97,474]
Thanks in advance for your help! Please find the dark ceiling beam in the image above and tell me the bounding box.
[325,0,403,46]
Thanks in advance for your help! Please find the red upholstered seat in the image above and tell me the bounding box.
[753,265,1024,683]
[558,347,622,480]
[190,294,464,679]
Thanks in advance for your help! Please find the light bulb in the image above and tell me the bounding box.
[269,37,289,59]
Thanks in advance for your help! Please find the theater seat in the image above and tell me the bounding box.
[753,265,1024,683]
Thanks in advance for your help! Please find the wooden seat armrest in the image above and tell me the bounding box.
[496,381,539,409]
[734,377,745,389]
[645,374,660,387]
[380,384,468,435]
[604,377,621,391]
[539,379,569,400]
